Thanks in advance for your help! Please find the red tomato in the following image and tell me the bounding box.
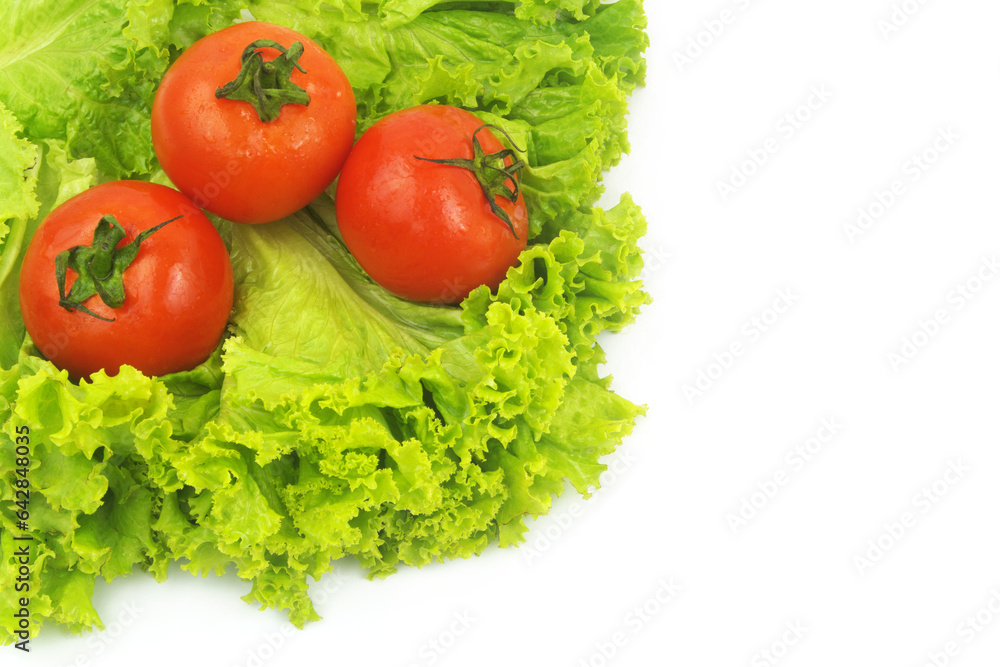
[151,22,356,224]
[335,105,528,304]
[19,181,234,379]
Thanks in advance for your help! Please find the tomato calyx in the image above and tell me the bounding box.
[55,214,182,322]
[414,124,526,239]
[216,39,311,123]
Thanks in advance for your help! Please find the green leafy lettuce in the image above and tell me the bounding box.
[0,0,251,179]
[0,0,648,639]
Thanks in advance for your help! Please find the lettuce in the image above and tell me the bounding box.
[0,102,40,370]
[0,109,97,370]
[0,0,648,640]
[0,0,251,179]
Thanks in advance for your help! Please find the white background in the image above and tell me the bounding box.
[14,1,1000,665]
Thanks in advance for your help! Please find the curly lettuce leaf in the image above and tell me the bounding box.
[0,349,169,638]
[228,211,465,371]
[0,1,155,177]
[0,121,96,369]
[0,0,250,178]
[0,102,39,242]
[126,0,254,60]
[0,335,231,641]
[0,104,40,369]
[314,0,608,30]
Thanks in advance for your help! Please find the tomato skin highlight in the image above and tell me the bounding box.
[335,105,528,304]
[18,181,234,379]
[151,22,357,224]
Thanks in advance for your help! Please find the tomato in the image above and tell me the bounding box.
[19,181,234,379]
[335,105,528,304]
[151,22,357,224]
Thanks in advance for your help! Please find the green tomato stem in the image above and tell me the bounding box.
[216,39,311,123]
[414,124,526,239]
[55,215,182,322]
